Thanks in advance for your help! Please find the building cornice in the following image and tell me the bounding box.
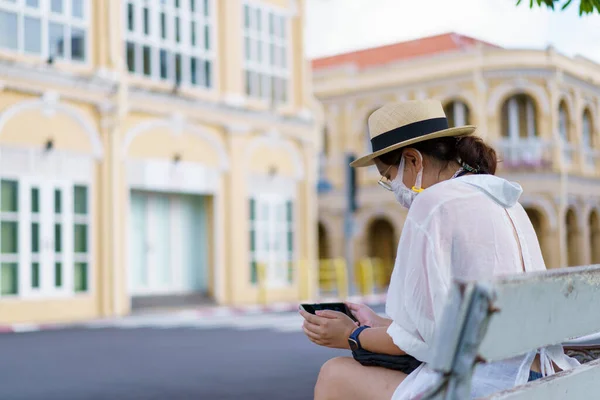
[314,48,600,101]
[316,74,474,104]
[128,87,315,131]
[0,59,118,99]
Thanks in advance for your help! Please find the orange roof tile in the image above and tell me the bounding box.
[311,32,501,70]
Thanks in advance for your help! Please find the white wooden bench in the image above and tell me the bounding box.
[420,264,600,399]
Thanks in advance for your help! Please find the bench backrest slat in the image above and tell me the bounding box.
[485,358,600,399]
[479,265,600,362]
[422,265,600,400]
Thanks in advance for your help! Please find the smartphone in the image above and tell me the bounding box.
[300,302,358,323]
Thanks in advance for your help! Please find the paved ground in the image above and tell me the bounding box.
[0,306,386,400]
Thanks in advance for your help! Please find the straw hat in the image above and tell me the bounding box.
[350,100,477,168]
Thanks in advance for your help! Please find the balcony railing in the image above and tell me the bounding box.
[496,138,554,171]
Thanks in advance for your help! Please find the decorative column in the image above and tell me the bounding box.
[97,102,117,317]
[223,124,250,305]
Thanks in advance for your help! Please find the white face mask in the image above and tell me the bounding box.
[391,151,423,209]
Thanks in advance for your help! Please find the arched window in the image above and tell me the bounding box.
[444,100,470,127]
[558,100,573,164]
[367,218,396,287]
[566,208,581,267]
[501,94,538,139]
[582,109,593,150]
[558,101,571,143]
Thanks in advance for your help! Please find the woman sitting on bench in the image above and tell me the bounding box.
[299,100,580,400]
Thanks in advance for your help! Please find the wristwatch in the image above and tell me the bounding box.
[348,325,370,351]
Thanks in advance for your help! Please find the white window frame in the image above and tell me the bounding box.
[0,0,90,64]
[505,95,538,140]
[0,176,91,298]
[123,0,215,89]
[558,102,574,165]
[248,174,296,288]
[499,95,548,167]
[242,0,290,105]
[73,183,91,293]
[249,194,294,287]
[0,146,95,299]
[582,110,599,170]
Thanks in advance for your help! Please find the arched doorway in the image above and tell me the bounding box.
[590,211,600,265]
[367,218,396,286]
[524,207,550,266]
[566,208,580,267]
[318,222,330,260]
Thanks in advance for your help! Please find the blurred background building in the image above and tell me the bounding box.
[313,32,600,279]
[0,0,320,324]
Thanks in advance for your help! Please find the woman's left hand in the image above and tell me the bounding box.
[299,309,358,349]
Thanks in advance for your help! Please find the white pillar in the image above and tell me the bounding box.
[508,97,519,140]
[508,97,519,163]
[455,101,466,127]
[526,99,536,138]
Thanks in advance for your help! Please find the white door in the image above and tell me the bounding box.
[129,191,208,296]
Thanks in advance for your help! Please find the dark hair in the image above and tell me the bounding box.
[377,136,497,175]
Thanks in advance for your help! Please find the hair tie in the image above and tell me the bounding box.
[456,157,480,174]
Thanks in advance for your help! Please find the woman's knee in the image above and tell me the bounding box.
[315,357,354,399]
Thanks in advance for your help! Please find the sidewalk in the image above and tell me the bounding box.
[0,293,387,334]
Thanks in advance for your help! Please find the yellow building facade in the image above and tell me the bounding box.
[0,0,319,324]
[313,33,600,281]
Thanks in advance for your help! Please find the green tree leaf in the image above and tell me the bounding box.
[516,0,600,14]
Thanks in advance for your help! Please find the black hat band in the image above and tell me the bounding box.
[370,117,449,152]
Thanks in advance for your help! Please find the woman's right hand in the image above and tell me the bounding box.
[345,302,391,328]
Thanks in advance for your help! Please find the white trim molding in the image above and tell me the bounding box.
[126,158,221,194]
[122,115,229,171]
[487,79,551,116]
[0,96,104,158]
[244,130,304,180]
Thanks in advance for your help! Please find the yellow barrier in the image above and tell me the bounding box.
[333,258,348,299]
[306,257,394,300]
[315,258,349,300]
[355,257,394,295]
[299,259,318,301]
[357,258,375,296]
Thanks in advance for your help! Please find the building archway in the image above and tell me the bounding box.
[500,93,538,139]
[590,210,600,265]
[367,218,396,285]
[566,208,581,267]
[318,222,330,260]
[444,99,471,127]
[524,207,551,266]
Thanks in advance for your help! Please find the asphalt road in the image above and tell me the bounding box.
[0,318,351,400]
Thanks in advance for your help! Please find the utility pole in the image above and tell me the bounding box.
[344,153,357,296]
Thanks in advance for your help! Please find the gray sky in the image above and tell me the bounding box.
[305,0,600,62]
